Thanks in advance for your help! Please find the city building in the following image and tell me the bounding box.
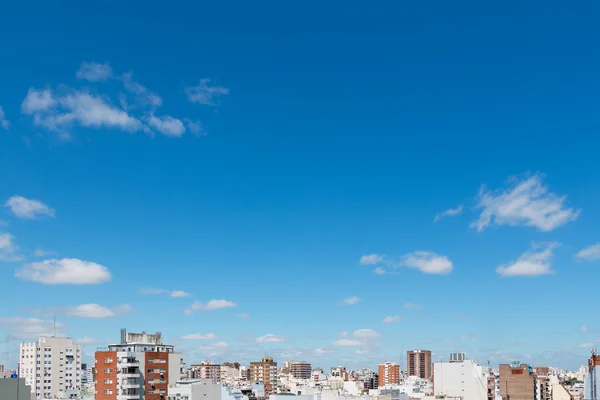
[362,372,379,390]
[249,356,277,391]
[0,374,35,400]
[191,361,221,382]
[330,367,349,381]
[406,350,431,379]
[166,379,253,400]
[585,350,599,400]
[94,328,184,400]
[19,336,82,400]
[0,364,4,372]
[499,362,538,400]
[433,354,489,400]
[290,362,311,380]
[378,361,400,386]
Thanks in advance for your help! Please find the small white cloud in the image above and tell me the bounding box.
[15,258,112,284]
[352,329,380,339]
[184,308,193,316]
[402,251,453,274]
[0,317,65,339]
[190,299,237,311]
[34,248,56,257]
[434,204,463,222]
[579,343,594,349]
[373,267,387,275]
[333,339,362,347]
[238,313,251,319]
[472,173,579,232]
[66,304,115,318]
[360,254,383,265]
[0,106,9,129]
[403,302,423,310]
[581,325,589,333]
[74,337,104,345]
[576,243,600,262]
[121,72,163,109]
[0,233,23,262]
[76,62,113,82]
[184,119,204,135]
[200,341,229,351]
[314,347,334,355]
[170,290,191,298]
[497,242,558,277]
[5,195,55,219]
[139,288,167,295]
[147,114,186,137]
[354,349,369,355]
[339,331,349,337]
[383,315,402,324]
[256,334,286,343]
[185,79,229,106]
[343,296,361,306]
[181,333,218,340]
[112,304,132,313]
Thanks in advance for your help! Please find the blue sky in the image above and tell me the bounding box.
[0,0,599,371]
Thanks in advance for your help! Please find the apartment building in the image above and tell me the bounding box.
[585,350,600,400]
[378,361,400,386]
[407,350,431,379]
[19,336,82,400]
[290,362,311,380]
[433,355,489,400]
[330,367,349,381]
[94,328,184,400]
[250,356,277,391]
[499,362,538,400]
[191,361,221,382]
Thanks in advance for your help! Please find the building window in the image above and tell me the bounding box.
[104,389,113,394]
[104,368,113,373]
[104,358,113,363]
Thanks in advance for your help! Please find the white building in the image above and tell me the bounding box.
[433,357,488,400]
[19,337,82,400]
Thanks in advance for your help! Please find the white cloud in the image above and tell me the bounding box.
[576,243,600,262]
[579,343,594,349]
[185,79,229,106]
[314,347,334,355]
[343,296,361,306]
[0,106,9,129]
[0,233,23,262]
[74,337,104,345]
[170,290,191,298]
[76,62,113,82]
[360,254,383,265]
[352,329,380,339]
[403,302,423,310]
[256,334,286,343]
[5,195,55,219]
[65,303,130,318]
[139,288,167,295]
[181,333,218,340]
[184,119,204,135]
[121,72,163,109]
[15,258,112,284]
[0,317,65,339]
[21,88,144,136]
[189,299,237,311]
[354,349,369,355]
[581,325,589,333]
[147,114,186,137]
[401,251,453,274]
[333,339,362,347]
[472,174,580,232]
[200,341,229,351]
[497,242,558,277]
[238,313,251,319]
[339,332,349,337]
[383,315,402,324]
[434,204,463,222]
[373,267,387,275]
[34,248,56,257]
[66,304,115,318]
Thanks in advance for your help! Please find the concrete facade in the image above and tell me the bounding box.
[407,350,431,380]
[0,377,36,400]
[433,359,488,400]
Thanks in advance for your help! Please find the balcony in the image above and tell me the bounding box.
[121,383,140,389]
[118,359,140,367]
[120,373,141,379]
[119,394,140,399]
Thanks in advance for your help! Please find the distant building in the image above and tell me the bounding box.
[330,367,349,381]
[191,361,221,382]
[585,350,600,400]
[378,361,400,386]
[19,336,82,400]
[166,378,253,400]
[362,372,379,390]
[0,374,35,400]
[407,350,431,379]
[0,365,4,372]
[499,362,538,400]
[290,362,311,379]
[250,357,277,391]
[94,328,184,400]
[433,355,489,400]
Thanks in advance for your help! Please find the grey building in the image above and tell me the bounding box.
[0,376,36,400]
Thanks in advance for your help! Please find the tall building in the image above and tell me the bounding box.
[191,361,221,382]
[585,350,600,400]
[407,350,431,379]
[499,362,538,400]
[94,328,184,400]
[378,361,400,386]
[330,366,349,381]
[433,354,489,400]
[249,356,277,391]
[290,361,311,379]
[19,336,82,400]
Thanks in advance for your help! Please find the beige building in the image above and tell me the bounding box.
[19,336,82,400]
[499,363,537,400]
[250,356,277,391]
[433,357,489,400]
[290,361,311,379]
[191,361,221,382]
[407,350,431,379]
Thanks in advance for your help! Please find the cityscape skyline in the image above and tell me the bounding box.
[1,0,599,375]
